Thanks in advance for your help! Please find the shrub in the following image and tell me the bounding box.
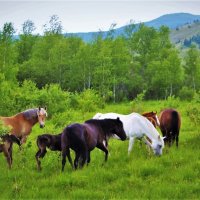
[130,90,146,113]
[178,87,195,100]
[163,95,180,109]
[0,122,11,136]
[38,84,72,117]
[75,89,105,113]
[186,92,200,126]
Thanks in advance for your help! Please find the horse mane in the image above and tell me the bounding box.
[22,108,38,121]
[85,119,118,137]
[142,111,156,117]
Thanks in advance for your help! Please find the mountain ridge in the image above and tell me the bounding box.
[65,13,200,42]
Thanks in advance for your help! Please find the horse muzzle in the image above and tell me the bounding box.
[40,124,45,128]
[121,136,127,141]
[154,150,162,156]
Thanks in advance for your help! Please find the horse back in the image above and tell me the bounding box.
[160,109,181,133]
[1,114,34,137]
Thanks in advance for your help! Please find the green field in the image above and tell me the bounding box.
[0,101,200,199]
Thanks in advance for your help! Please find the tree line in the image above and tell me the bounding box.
[0,15,200,107]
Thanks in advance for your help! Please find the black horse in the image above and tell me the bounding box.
[61,118,126,171]
[35,133,62,170]
[0,134,21,169]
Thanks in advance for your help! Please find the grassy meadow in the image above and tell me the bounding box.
[0,101,200,199]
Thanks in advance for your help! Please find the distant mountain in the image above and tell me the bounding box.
[65,13,200,43]
[170,21,200,47]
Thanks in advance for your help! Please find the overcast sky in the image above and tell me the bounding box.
[0,1,200,34]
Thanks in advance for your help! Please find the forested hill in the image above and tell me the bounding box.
[65,13,200,42]
[170,21,200,47]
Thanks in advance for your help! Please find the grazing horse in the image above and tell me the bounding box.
[0,134,21,169]
[61,118,126,171]
[35,133,62,170]
[159,109,181,147]
[0,107,47,144]
[93,112,165,156]
[142,111,160,128]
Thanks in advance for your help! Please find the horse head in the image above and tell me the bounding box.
[37,107,48,128]
[149,111,160,127]
[145,135,165,156]
[142,111,160,127]
[111,117,127,141]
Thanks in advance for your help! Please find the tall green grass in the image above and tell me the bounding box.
[0,101,199,199]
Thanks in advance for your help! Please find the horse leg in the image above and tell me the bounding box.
[176,135,179,148]
[128,137,135,155]
[144,137,152,156]
[21,136,27,144]
[62,148,72,171]
[80,150,88,168]
[74,151,81,170]
[61,148,67,172]
[8,145,13,165]
[168,133,173,147]
[87,151,91,165]
[96,143,109,162]
[36,147,47,171]
[35,149,42,171]
[66,148,73,169]
[3,148,12,169]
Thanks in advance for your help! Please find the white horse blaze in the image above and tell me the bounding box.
[155,115,160,126]
[93,112,165,156]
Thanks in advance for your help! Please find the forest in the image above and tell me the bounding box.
[0,15,200,116]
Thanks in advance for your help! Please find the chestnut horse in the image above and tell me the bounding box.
[142,111,160,128]
[0,134,21,169]
[0,107,47,144]
[61,118,126,171]
[159,109,181,147]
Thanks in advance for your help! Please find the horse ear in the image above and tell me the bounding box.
[162,136,167,140]
[38,107,41,111]
[117,117,120,121]
[44,106,47,111]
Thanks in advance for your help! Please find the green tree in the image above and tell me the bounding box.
[184,45,200,90]
[0,22,17,81]
[16,20,38,64]
[43,15,63,35]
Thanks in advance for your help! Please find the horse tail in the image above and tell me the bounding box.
[171,110,180,137]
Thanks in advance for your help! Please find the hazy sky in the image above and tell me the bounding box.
[0,1,200,34]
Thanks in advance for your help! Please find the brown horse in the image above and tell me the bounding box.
[159,109,181,147]
[0,134,21,169]
[35,133,62,170]
[61,118,126,171]
[0,107,47,144]
[142,111,160,128]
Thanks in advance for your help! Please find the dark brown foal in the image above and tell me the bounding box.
[0,134,21,169]
[35,133,62,170]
